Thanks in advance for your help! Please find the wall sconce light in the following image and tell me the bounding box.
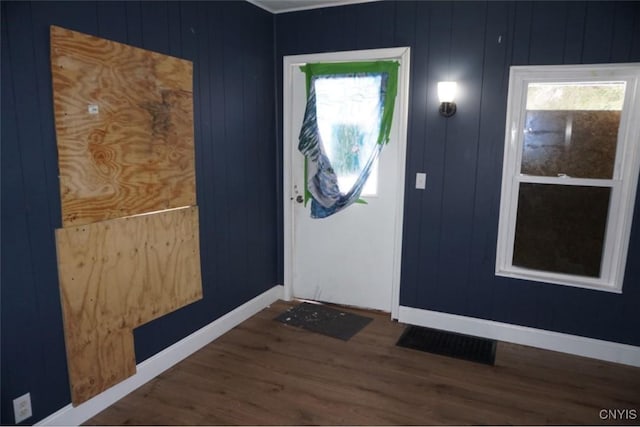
[438,81,457,117]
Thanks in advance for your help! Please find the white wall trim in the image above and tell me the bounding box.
[398,305,640,368]
[36,285,284,426]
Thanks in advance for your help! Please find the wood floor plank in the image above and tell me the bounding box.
[86,300,640,425]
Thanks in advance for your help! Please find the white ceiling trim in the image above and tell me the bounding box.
[247,0,381,14]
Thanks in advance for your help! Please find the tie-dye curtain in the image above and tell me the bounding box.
[298,61,399,219]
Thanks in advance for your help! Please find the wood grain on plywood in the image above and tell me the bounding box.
[56,206,203,404]
[50,25,196,227]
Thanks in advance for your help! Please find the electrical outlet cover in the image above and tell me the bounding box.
[13,393,32,424]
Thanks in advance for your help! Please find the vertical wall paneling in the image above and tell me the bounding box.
[339,6,358,53]
[354,1,395,50]
[395,1,420,305]
[620,193,640,340]
[632,5,640,60]
[510,1,533,65]
[203,3,229,310]
[223,3,247,306]
[193,1,213,306]
[465,1,511,319]
[275,1,640,348]
[378,2,396,48]
[3,1,640,424]
[301,9,328,54]
[400,1,434,305]
[274,13,284,285]
[393,1,416,47]
[248,2,263,302]
[316,7,345,52]
[204,2,225,305]
[140,2,170,54]
[30,5,68,231]
[125,1,143,47]
[414,1,452,309]
[263,12,279,298]
[582,2,615,64]
[167,2,182,58]
[251,6,277,303]
[492,0,557,327]
[529,1,567,64]
[26,4,72,412]
[610,2,635,63]
[1,6,54,420]
[96,2,128,44]
[5,4,72,418]
[2,1,277,422]
[432,1,487,314]
[6,2,56,320]
[240,2,257,302]
[29,1,107,417]
[562,2,586,64]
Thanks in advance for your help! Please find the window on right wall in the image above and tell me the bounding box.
[496,64,640,293]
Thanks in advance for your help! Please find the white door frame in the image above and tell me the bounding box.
[283,47,411,319]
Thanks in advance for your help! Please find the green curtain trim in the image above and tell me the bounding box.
[299,60,400,206]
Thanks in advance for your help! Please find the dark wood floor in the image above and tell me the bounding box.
[87,300,640,425]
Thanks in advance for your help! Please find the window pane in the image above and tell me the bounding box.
[521,82,625,179]
[315,75,381,196]
[513,183,611,278]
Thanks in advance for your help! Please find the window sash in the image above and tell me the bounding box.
[502,180,621,289]
[496,64,640,293]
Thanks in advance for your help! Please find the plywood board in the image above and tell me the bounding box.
[56,206,203,404]
[50,25,196,227]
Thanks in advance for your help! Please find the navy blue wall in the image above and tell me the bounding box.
[3,0,640,424]
[275,1,640,345]
[1,1,277,423]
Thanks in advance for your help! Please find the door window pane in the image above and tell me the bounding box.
[314,75,381,195]
[513,184,611,277]
[521,82,625,179]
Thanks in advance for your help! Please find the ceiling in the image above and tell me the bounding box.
[248,0,379,14]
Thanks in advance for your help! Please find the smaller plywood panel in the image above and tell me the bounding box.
[56,206,203,404]
[50,25,196,226]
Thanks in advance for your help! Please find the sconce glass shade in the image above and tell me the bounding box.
[437,81,457,103]
[438,81,457,117]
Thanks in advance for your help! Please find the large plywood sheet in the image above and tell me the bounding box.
[50,25,196,227]
[55,206,203,404]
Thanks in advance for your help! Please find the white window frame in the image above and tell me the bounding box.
[496,63,640,293]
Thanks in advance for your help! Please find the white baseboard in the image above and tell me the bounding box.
[36,285,284,426]
[398,305,640,368]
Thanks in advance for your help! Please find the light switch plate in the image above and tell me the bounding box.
[415,172,426,190]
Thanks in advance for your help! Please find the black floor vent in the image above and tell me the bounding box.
[396,325,497,365]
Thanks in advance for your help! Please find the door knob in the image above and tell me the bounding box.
[296,195,304,203]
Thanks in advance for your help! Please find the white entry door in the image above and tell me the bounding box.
[283,48,410,315]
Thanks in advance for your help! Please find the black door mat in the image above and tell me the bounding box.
[275,302,373,341]
[396,325,497,365]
